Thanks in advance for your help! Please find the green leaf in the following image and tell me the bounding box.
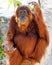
[13,0,22,7]
[8,0,22,9]
[0,39,4,59]
[0,40,3,44]
[8,0,12,3]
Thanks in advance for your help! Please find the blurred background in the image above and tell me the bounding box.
[0,0,52,65]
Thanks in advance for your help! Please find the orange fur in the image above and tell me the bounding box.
[2,2,49,65]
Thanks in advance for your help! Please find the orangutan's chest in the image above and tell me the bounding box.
[14,33,37,57]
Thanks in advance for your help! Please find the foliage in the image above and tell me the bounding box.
[0,39,4,59]
[8,0,22,8]
[13,0,22,7]
[8,0,34,11]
